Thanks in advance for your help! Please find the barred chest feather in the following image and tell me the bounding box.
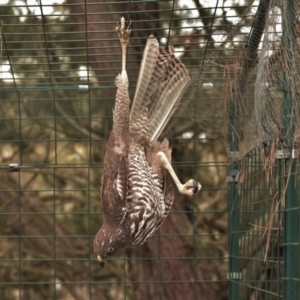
[125,148,165,246]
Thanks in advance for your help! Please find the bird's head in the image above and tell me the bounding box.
[93,221,128,267]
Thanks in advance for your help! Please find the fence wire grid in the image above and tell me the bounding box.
[0,0,300,300]
[229,147,300,300]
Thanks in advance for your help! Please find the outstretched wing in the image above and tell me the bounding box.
[130,36,190,143]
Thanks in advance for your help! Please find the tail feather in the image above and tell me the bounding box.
[150,74,190,142]
[130,36,190,143]
[130,37,160,123]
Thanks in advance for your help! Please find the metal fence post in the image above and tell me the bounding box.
[284,157,299,299]
[228,101,240,299]
[282,0,299,298]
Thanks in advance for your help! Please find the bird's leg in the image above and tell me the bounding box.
[113,17,131,150]
[156,152,202,196]
[116,17,131,76]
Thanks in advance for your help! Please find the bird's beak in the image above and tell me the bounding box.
[97,255,106,267]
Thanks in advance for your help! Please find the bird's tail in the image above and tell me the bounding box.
[129,36,190,143]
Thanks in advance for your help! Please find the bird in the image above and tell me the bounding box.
[94,17,201,267]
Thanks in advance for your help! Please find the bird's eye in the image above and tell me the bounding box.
[108,247,114,253]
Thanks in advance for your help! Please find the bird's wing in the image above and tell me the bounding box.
[101,132,128,221]
[130,36,190,143]
[155,181,174,230]
[129,37,160,123]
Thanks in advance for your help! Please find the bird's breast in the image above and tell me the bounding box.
[125,149,164,246]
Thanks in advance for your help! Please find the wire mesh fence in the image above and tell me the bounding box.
[228,146,300,299]
[238,147,285,299]
[227,1,300,299]
[1,1,231,299]
[1,0,300,299]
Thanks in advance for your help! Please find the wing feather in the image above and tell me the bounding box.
[130,36,190,143]
[155,183,174,230]
[130,36,160,123]
[149,71,190,142]
[101,132,128,218]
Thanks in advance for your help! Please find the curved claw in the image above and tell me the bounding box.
[192,180,202,194]
[116,17,131,43]
[127,19,132,30]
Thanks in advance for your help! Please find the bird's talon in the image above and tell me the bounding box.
[127,19,132,30]
[180,179,201,196]
[192,180,202,194]
[116,17,131,44]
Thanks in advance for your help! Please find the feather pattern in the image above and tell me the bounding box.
[94,28,198,267]
[130,36,190,143]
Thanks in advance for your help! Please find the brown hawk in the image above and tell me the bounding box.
[94,17,201,266]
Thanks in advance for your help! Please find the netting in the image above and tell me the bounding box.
[242,0,300,153]
[226,2,300,298]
